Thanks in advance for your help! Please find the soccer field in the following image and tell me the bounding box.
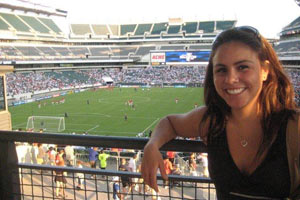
[9,87,204,136]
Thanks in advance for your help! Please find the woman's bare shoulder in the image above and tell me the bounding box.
[182,105,208,120]
[186,106,209,144]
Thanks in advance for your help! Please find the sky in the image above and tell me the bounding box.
[37,0,300,38]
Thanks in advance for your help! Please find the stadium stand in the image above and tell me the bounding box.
[15,46,42,57]
[0,46,21,57]
[91,24,110,36]
[71,24,92,36]
[135,46,156,55]
[0,18,239,61]
[276,14,300,60]
[0,11,64,40]
[189,44,212,50]
[0,12,31,32]
[110,46,137,57]
[134,23,152,35]
[38,17,63,35]
[120,24,137,36]
[36,47,58,56]
[108,24,119,36]
[151,22,168,35]
[160,45,185,50]
[6,66,207,96]
[167,24,181,34]
[216,20,236,31]
[199,21,215,33]
[89,47,112,57]
[182,22,198,34]
[18,15,51,34]
[69,47,89,57]
[0,17,10,31]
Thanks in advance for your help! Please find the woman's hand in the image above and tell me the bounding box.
[141,142,167,192]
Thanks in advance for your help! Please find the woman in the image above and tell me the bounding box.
[141,26,298,199]
[55,149,67,198]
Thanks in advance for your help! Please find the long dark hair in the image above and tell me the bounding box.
[201,27,297,155]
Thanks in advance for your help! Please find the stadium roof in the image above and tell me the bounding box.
[0,0,67,17]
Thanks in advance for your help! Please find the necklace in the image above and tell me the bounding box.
[240,139,248,147]
[225,118,248,147]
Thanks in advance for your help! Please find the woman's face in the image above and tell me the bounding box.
[212,41,268,111]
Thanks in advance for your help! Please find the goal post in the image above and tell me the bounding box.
[26,116,65,132]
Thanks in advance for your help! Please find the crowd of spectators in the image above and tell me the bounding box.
[6,66,300,105]
[284,67,300,106]
[120,66,206,84]
[6,66,206,96]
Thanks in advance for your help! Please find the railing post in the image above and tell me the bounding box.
[0,141,21,200]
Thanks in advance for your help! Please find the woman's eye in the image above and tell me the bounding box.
[239,65,249,70]
[216,68,226,73]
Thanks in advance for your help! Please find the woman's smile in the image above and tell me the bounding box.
[225,87,246,95]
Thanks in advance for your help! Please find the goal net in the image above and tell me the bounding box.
[26,116,65,132]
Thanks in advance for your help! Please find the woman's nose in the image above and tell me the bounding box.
[225,70,239,84]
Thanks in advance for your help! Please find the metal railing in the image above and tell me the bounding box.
[0,130,215,200]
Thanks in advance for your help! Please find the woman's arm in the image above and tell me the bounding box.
[141,106,206,191]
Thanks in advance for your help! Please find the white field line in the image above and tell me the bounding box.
[142,118,159,133]
[12,122,27,128]
[86,125,99,132]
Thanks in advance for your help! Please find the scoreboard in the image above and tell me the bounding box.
[150,51,210,65]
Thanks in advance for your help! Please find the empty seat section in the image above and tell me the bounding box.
[201,34,217,38]
[36,47,57,56]
[89,47,111,56]
[189,45,212,50]
[0,46,20,56]
[160,45,185,50]
[135,23,152,35]
[136,46,156,55]
[110,47,137,56]
[52,47,72,56]
[216,20,235,31]
[0,13,30,32]
[182,22,198,33]
[92,24,109,35]
[19,15,50,34]
[167,25,180,34]
[199,21,214,33]
[38,17,62,34]
[275,41,300,52]
[0,18,10,30]
[15,46,41,56]
[286,16,300,28]
[108,24,119,36]
[120,24,136,35]
[61,71,89,83]
[151,22,167,35]
[71,24,92,35]
[69,47,89,56]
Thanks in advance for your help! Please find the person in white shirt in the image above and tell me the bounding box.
[64,145,75,166]
[128,154,137,172]
[127,154,138,193]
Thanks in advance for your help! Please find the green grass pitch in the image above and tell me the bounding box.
[9,87,204,137]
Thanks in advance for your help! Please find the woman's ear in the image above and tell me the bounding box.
[262,60,270,81]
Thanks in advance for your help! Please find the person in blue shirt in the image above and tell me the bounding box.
[88,147,98,178]
[112,176,121,200]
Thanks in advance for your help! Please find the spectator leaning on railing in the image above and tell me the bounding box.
[141,26,300,199]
